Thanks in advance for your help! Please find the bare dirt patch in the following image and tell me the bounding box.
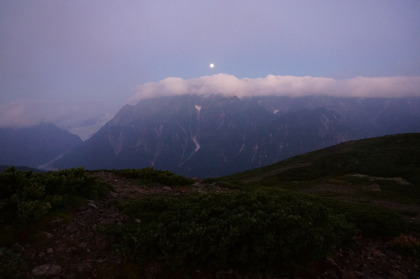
[300,235,420,279]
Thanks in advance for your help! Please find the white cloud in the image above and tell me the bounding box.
[129,74,420,104]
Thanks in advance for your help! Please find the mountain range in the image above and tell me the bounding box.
[52,95,420,177]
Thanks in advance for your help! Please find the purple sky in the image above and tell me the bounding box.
[1,1,420,139]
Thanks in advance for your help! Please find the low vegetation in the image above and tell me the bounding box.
[108,188,413,276]
[391,234,420,259]
[0,167,112,277]
[227,133,420,204]
[110,192,354,276]
[0,246,25,278]
[111,167,194,186]
[0,167,111,227]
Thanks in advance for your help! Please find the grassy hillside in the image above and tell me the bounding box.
[223,133,420,204]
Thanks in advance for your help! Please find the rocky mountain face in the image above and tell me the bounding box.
[51,95,333,176]
[53,95,420,177]
[256,96,420,138]
[0,122,82,169]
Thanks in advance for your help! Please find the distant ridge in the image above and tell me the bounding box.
[0,165,44,173]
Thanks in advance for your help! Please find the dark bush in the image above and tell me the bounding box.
[110,192,355,276]
[113,167,194,186]
[0,167,111,226]
[324,200,407,237]
[0,247,25,278]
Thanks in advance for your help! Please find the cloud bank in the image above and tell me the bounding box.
[129,74,420,104]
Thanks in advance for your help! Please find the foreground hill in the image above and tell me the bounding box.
[230,133,420,184]
[229,133,420,181]
[224,133,420,215]
[53,95,420,177]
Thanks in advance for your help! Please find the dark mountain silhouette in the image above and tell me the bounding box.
[0,165,44,173]
[0,122,82,169]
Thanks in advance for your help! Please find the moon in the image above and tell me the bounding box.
[209,63,215,69]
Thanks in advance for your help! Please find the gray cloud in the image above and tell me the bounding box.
[129,74,420,103]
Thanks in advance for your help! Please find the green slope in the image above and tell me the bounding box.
[224,133,420,204]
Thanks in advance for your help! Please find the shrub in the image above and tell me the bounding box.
[0,167,112,227]
[113,167,194,186]
[324,201,407,237]
[391,234,420,258]
[110,192,355,276]
[17,200,52,222]
[0,247,25,278]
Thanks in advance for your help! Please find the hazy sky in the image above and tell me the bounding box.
[1,1,420,138]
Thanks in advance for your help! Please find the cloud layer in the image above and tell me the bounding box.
[129,74,420,104]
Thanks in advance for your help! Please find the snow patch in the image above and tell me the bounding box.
[238,144,245,154]
[191,135,200,152]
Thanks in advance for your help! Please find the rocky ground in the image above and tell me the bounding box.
[299,236,420,278]
[10,172,420,278]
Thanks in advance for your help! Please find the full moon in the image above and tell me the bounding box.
[209,63,215,69]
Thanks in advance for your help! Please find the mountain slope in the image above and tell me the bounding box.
[0,123,82,169]
[54,95,353,176]
[55,95,420,177]
[256,96,420,138]
[229,133,420,180]
[227,133,420,205]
